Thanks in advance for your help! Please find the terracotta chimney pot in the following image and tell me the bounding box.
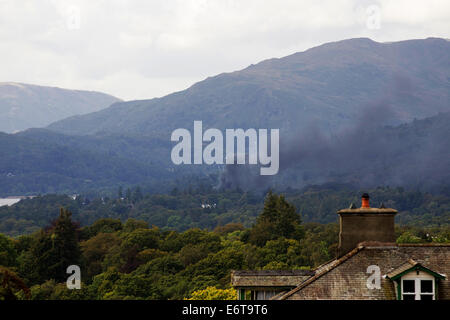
[361,193,370,208]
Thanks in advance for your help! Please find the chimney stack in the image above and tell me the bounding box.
[336,193,397,257]
[361,193,370,208]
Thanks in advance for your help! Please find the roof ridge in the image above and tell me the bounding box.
[313,257,340,273]
[231,270,313,276]
[398,243,450,247]
[277,245,366,300]
[358,241,397,248]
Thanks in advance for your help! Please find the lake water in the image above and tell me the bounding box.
[0,198,22,207]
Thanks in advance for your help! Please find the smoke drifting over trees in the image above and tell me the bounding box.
[219,107,450,193]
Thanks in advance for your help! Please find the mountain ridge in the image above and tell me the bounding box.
[0,82,121,133]
[1,37,449,194]
[47,37,450,138]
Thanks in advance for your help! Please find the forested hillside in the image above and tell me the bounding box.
[1,185,448,237]
[0,132,172,195]
[1,110,450,195]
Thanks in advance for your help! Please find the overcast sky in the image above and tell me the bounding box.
[0,0,449,100]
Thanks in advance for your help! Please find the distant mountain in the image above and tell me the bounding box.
[0,82,121,133]
[48,38,450,137]
[2,37,449,195]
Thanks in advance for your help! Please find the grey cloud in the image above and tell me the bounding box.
[0,0,449,100]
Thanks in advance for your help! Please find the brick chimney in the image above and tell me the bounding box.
[337,193,397,257]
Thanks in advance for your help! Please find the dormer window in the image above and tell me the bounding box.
[387,259,445,301]
[401,277,435,300]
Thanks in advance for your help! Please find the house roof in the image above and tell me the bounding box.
[275,243,367,300]
[231,270,313,288]
[386,259,419,279]
[275,243,450,300]
[387,259,446,280]
[231,270,313,276]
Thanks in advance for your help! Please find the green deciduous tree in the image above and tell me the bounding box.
[81,232,121,281]
[0,234,17,267]
[0,266,30,300]
[186,286,237,300]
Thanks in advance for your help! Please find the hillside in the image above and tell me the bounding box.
[0,132,172,195]
[1,38,449,194]
[0,110,447,194]
[220,111,450,192]
[47,38,450,137]
[0,82,121,133]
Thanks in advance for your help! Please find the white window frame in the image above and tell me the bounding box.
[401,271,435,300]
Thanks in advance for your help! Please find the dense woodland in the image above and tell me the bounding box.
[0,184,449,237]
[0,190,449,300]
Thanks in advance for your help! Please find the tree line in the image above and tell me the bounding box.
[1,184,449,238]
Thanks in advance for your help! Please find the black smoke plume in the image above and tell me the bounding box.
[218,102,450,193]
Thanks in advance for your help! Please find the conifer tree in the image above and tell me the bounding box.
[30,208,81,283]
[249,191,303,246]
[125,188,132,202]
